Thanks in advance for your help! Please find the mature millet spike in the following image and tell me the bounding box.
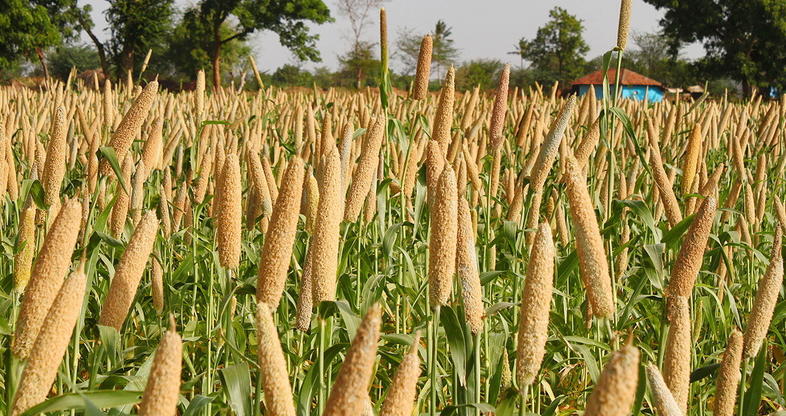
[216,153,242,270]
[380,334,422,416]
[664,196,716,298]
[488,64,510,149]
[110,155,134,237]
[151,256,164,313]
[663,295,691,413]
[296,250,314,332]
[776,200,786,234]
[42,106,68,207]
[743,226,783,358]
[311,149,343,303]
[575,117,600,169]
[563,153,614,318]
[681,124,703,195]
[516,223,555,387]
[616,0,632,50]
[429,166,458,308]
[649,145,683,226]
[304,167,320,234]
[324,304,382,416]
[411,35,433,100]
[256,157,305,307]
[141,116,164,175]
[645,364,683,416]
[456,198,483,334]
[714,329,743,416]
[14,203,37,291]
[99,211,159,330]
[138,317,183,416]
[12,199,81,359]
[100,81,158,176]
[530,95,576,190]
[256,302,297,416]
[583,344,640,416]
[11,267,86,416]
[432,67,455,154]
[426,139,444,202]
[131,160,147,224]
[345,117,384,222]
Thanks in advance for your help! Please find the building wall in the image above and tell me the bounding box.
[576,84,664,102]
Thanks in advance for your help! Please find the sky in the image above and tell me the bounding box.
[81,0,704,73]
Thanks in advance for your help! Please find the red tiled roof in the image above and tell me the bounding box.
[571,68,662,86]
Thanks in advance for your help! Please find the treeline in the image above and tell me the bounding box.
[1,1,783,95]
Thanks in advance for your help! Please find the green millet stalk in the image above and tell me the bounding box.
[12,199,81,359]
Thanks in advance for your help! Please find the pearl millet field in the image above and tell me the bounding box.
[1,3,786,416]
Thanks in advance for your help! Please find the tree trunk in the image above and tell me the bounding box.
[35,47,49,79]
[212,24,222,90]
[78,14,110,80]
[742,79,752,97]
[119,45,134,82]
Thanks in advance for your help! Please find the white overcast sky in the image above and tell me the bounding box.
[81,0,703,73]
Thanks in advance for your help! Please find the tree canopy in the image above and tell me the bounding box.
[643,0,786,94]
[516,7,589,86]
[188,0,332,87]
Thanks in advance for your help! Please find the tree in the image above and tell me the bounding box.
[188,0,332,88]
[336,0,386,88]
[336,41,380,88]
[0,0,86,78]
[455,59,504,91]
[625,31,699,89]
[516,7,589,86]
[271,64,313,87]
[396,20,459,77]
[48,43,99,80]
[105,0,174,80]
[161,9,251,82]
[643,0,786,95]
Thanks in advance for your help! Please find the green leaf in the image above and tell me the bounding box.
[27,179,48,210]
[183,395,214,416]
[743,341,767,416]
[440,306,468,386]
[20,391,142,415]
[98,147,128,195]
[219,363,252,416]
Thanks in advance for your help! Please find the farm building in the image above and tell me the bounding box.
[570,68,665,102]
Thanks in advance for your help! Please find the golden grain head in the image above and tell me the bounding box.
[12,199,82,359]
[99,211,159,330]
[516,222,555,387]
[138,318,183,416]
[584,344,640,416]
